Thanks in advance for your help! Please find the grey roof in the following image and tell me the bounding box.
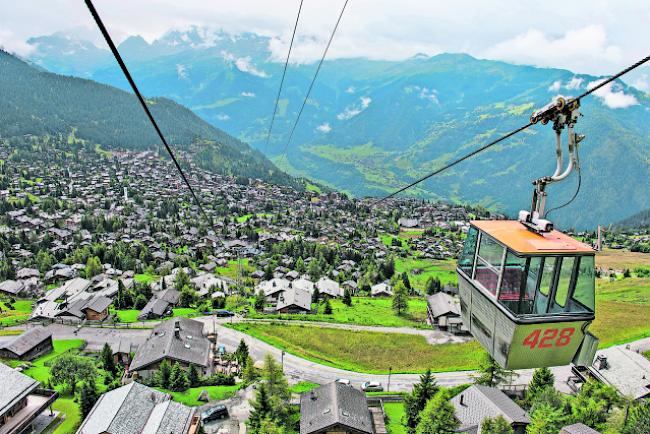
[451,385,530,431]
[560,423,601,434]
[0,280,24,295]
[427,292,460,318]
[138,298,171,319]
[370,282,392,296]
[276,287,311,311]
[0,327,52,357]
[0,362,39,417]
[77,381,195,434]
[130,317,210,371]
[158,288,180,304]
[589,347,650,399]
[82,295,113,313]
[300,382,373,434]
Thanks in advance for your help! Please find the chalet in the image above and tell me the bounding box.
[316,277,342,298]
[110,340,132,366]
[370,282,392,297]
[579,347,650,400]
[300,382,375,434]
[450,385,530,434]
[426,292,466,334]
[15,268,39,280]
[293,277,315,294]
[138,288,180,321]
[258,278,291,303]
[0,280,24,297]
[276,287,312,314]
[129,318,211,379]
[0,362,58,434]
[341,280,358,294]
[77,382,198,434]
[0,327,53,361]
[560,424,600,434]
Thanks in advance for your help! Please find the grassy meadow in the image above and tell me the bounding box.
[0,299,33,326]
[230,322,484,374]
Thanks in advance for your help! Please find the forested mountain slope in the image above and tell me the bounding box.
[0,49,297,187]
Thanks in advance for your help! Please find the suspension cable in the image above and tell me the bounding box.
[263,0,304,154]
[278,0,350,161]
[375,54,650,205]
[84,0,212,226]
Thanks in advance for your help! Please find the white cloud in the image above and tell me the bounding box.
[632,74,650,92]
[565,77,584,90]
[234,56,268,78]
[216,114,230,120]
[336,96,372,120]
[176,63,188,80]
[0,28,35,56]
[240,91,256,97]
[404,85,439,103]
[346,86,355,94]
[484,25,622,74]
[548,80,561,92]
[586,79,638,109]
[316,123,332,133]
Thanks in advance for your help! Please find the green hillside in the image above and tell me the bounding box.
[0,49,297,187]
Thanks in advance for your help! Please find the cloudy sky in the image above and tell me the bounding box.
[1,0,649,89]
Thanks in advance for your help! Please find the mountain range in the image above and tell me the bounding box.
[0,48,296,188]
[15,28,650,228]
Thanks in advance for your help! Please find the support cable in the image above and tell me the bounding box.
[84,0,213,226]
[375,54,650,205]
[263,0,304,154]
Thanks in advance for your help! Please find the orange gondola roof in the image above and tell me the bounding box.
[471,220,594,255]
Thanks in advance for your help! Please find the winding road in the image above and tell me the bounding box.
[5,318,650,394]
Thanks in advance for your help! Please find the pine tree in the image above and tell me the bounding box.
[80,380,99,417]
[235,339,250,365]
[243,356,259,385]
[323,298,332,314]
[415,391,458,434]
[188,364,200,387]
[343,287,352,306]
[311,287,320,303]
[472,354,517,387]
[525,367,555,406]
[481,416,514,434]
[401,272,411,291]
[392,281,409,315]
[100,342,116,375]
[425,276,442,295]
[169,362,190,391]
[405,369,439,431]
[157,359,172,389]
[623,400,650,434]
[248,384,273,431]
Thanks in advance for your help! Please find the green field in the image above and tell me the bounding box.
[23,339,85,383]
[0,299,33,326]
[156,385,239,406]
[384,402,407,434]
[394,257,458,288]
[113,309,141,323]
[134,273,159,284]
[230,322,483,374]
[591,277,650,346]
[248,297,430,328]
[216,259,254,280]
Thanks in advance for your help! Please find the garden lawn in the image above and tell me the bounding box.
[384,402,408,434]
[591,277,650,347]
[52,398,81,434]
[290,382,320,394]
[230,323,484,374]
[172,308,202,318]
[113,309,141,323]
[216,259,254,280]
[23,339,85,383]
[394,257,458,288]
[157,385,239,406]
[134,273,159,284]
[248,297,430,328]
[0,299,33,326]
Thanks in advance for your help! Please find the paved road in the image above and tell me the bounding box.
[5,320,576,393]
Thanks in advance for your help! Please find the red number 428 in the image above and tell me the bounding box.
[522,327,575,349]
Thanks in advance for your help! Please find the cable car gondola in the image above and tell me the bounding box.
[457,97,599,369]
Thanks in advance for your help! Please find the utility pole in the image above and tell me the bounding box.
[387,366,392,392]
[281,350,285,371]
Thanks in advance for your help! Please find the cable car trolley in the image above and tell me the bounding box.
[457,97,599,369]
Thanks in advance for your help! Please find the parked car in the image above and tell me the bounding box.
[201,404,229,422]
[215,309,235,317]
[361,381,383,392]
[335,378,351,386]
